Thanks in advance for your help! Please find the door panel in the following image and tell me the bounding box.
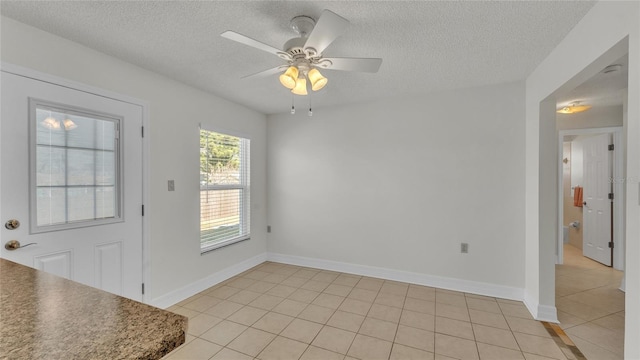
[582,133,612,266]
[1,71,143,301]
[34,251,72,278]
[95,241,123,295]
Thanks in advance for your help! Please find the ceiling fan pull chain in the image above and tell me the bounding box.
[291,93,295,114]
[308,94,313,117]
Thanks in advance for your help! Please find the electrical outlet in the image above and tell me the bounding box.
[267,225,271,233]
[461,243,469,253]
[168,180,175,191]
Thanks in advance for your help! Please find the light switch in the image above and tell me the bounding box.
[168,180,175,191]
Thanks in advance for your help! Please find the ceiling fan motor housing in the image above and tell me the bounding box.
[290,15,315,37]
[283,36,328,73]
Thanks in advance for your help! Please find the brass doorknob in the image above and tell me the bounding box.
[5,240,20,250]
[4,240,36,251]
[4,219,20,230]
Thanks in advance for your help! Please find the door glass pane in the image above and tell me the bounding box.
[36,188,66,226]
[33,103,120,229]
[67,149,96,186]
[67,187,95,222]
[96,187,116,219]
[36,111,66,146]
[36,146,66,186]
[95,151,116,185]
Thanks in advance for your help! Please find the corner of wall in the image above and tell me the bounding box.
[149,252,267,309]
[523,290,558,323]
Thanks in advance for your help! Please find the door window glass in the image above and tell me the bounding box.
[31,100,121,232]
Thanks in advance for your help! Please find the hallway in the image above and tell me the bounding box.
[556,244,625,359]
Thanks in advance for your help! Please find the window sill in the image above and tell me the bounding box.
[201,235,250,254]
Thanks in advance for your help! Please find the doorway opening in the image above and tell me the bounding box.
[557,127,624,269]
[553,52,627,358]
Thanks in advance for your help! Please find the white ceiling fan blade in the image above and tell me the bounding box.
[320,57,383,73]
[241,65,288,79]
[304,10,350,55]
[221,31,291,60]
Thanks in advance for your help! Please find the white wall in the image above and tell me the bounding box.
[525,1,640,357]
[570,138,585,189]
[267,81,526,296]
[0,17,268,305]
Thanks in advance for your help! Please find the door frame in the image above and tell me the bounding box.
[557,126,624,271]
[0,62,151,302]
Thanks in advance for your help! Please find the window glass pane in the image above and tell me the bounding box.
[65,114,97,149]
[66,149,96,186]
[95,151,116,185]
[201,188,241,243]
[36,188,66,226]
[36,109,66,146]
[67,187,95,222]
[200,132,241,185]
[95,187,116,219]
[36,146,66,186]
[200,129,249,251]
[33,102,120,229]
[95,120,116,151]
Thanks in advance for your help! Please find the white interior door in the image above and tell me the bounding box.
[582,133,613,266]
[0,70,143,301]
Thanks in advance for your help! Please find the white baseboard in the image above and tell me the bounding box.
[149,252,267,309]
[523,292,559,323]
[149,250,539,317]
[267,252,525,302]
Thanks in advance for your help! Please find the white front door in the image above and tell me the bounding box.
[582,133,613,266]
[0,70,144,301]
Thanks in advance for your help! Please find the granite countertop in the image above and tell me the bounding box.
[0,258,187,360]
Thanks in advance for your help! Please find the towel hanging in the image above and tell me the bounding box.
[573,186,583,207]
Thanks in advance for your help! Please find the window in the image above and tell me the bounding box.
[31,100,121,232]
[200,128,250,252]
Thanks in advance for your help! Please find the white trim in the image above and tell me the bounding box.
[1,62,153,303]
[141,97,151,304]
[557,126,624,270]
[267,252,525,302]
[1,63,147,107]
[523,292,559,323]
[150,252,267,309]
[199,122,252,141]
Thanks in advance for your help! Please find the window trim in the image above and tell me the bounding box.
[29,98,124,234]
[199,126,251,254]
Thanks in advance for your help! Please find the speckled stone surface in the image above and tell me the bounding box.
[0,259,187,360]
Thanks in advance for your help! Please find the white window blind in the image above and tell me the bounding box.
[200,129,250,252]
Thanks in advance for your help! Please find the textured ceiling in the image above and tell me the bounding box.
[1,1,597,115]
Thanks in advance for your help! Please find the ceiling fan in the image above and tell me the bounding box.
[221,9,383,96]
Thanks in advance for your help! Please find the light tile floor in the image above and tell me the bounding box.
[557,244,625,359]
[162,262,579,360]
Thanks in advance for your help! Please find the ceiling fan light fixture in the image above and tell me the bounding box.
[279,66,299,89]
[557,103,592,114]
[308,68,328,91]
[291,77,308,95]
